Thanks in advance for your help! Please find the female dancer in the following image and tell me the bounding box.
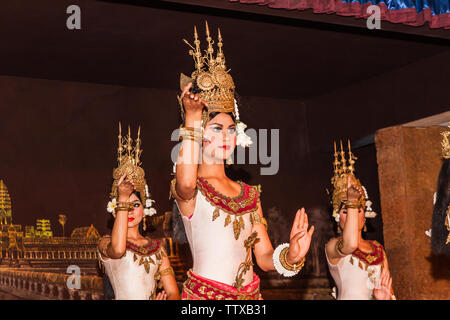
[431,126,450,255]
[170,22,314,300]
[98,124,180,300]
[325,141,395,300]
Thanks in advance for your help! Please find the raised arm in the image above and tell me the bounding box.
[326,176,362,263]
[173,82,206,216]
[98,174,134,259]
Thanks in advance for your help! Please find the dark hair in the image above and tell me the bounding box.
[208,111,236,123]
[103,190,145,299]
[431,158,450,255]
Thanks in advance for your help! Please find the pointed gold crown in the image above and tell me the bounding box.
[182,21,235,114]
[441,124,450,159]
[110,122,148,204]
[331,140,365,215]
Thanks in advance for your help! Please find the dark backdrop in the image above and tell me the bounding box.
[0,0,449,253]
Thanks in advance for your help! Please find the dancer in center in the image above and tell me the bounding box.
[170,22,314,300]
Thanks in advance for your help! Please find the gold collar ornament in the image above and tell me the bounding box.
[441,124,450,159]
[106,123,157,224]
[330,140,377,223]
[178,21,252,148]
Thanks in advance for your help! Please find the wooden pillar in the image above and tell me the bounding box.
[375,125,450,299]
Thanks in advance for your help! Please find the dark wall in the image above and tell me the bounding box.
[0,1,449,264]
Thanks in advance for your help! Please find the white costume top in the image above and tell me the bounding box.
[325,239,384,300]
[176,177,260,287]
[99,237,164,300]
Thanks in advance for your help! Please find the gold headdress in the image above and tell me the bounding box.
[107,123,156,220]
[441,124,450,159]
[181,21,235,115]
[177,21,253,148]
[330,140,375,222]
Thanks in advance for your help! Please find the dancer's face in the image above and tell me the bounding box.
[339,206,366,231]
[202,113,236,162]
[127,193,144,228]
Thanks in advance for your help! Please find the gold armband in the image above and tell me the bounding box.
[99,236,111,257]
[169,178,198,202]
[336,238,346,256]
[279,246,305,272]
[250,211,268,230]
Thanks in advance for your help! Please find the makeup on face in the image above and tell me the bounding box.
[128,200,142,223]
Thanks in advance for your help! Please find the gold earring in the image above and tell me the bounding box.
[143,216,147,231]
[363,224,367,232]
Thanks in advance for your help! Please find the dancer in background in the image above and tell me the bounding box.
[430,126,450,255]
[98,123,180,300]
[170,22,314,300]
[325,141,395,300]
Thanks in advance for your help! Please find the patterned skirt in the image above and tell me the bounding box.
[182,269,263,300]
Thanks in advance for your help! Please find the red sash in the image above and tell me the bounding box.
[182,269,263,300]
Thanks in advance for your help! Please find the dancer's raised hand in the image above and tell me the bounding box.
[287,208,315,264]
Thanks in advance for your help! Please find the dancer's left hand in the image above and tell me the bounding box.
[287,208,315,265]
[155,290,167,300]
[374,269,393,300]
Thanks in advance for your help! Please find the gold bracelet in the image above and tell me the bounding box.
[345,200,361,209]
[179,127,202,139]
[180,134,202,143]
[280,247,305,272]
[159,266,175,277]
[116,202,134,212]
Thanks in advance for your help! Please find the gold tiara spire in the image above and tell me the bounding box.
[330,140,365,218]
[112,123,146,204]
[442,124,450,159]
[182,21,236,114]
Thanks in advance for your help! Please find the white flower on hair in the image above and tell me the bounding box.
[144,207,157,216]
[365,211,377,218]
[333,210,340,222]
[362,186,377,218]
[107,198,117,213]
[145,198,155,208]
[236,121,253,148]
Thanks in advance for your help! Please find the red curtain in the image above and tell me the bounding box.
[229,0,450,29]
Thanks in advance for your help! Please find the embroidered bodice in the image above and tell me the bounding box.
[99,237,164,300]
[326,239,384,300]
[176,177,260,287]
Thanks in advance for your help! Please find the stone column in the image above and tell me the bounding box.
[375,125,450,299]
